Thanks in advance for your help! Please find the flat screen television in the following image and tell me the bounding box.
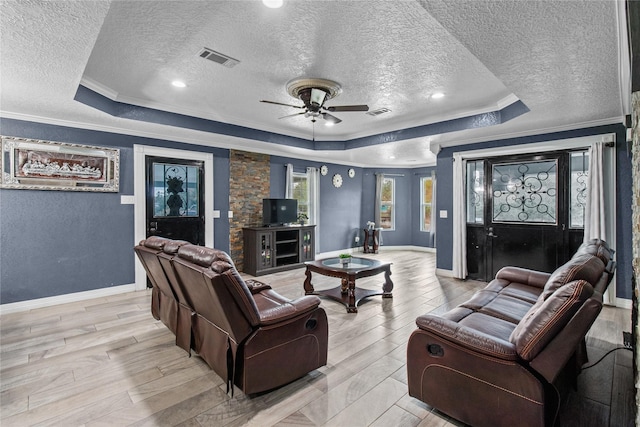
[263,198,297,226]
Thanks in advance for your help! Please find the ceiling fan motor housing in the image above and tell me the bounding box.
[286,78,342,111]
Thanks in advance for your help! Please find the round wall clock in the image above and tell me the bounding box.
[348,168,355,178]
[332,173,343,188]
[320,165,328,176]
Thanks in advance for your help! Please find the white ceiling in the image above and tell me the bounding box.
[0,0,630,168]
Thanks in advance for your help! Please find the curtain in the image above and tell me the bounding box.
[284,163,293,198]
[430,170,437,247]
[452,156,467,279]
[307,167,320,254]
[583,141,606,242]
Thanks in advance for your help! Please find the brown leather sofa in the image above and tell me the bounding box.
[134,236,328,395]
[406,239,615,427]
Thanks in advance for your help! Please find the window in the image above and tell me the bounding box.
[491,160,557,224]
[379,177,395,230]
[420,176,433,231]
[152,162,199,217]
[569,150,589,228]
[292,172,309,219]
[466,160,484,224]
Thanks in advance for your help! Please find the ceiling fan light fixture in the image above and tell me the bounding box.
[310,88,327,107]
[262,0,283,8]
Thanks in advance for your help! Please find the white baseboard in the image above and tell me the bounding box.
[317,245,436,260]
[435,268,455,278]
[615,297,632,310]
[0,283,138,315]
[379,245,437,253]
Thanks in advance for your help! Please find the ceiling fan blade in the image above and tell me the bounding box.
[279,112,306,119]
[322,113,342,124]
[325,105,369,112]
[260,100,305,109]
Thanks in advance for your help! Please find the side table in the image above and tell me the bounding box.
[363,228,379,253]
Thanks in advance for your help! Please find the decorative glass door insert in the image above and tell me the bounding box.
[491,160,557,224]
[152,162,200,218]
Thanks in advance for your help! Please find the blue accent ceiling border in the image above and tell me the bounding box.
[75,85,529,151]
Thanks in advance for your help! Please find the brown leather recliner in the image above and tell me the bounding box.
[157,242,328,395]
[406,239,615,427]
[134,236,191,351]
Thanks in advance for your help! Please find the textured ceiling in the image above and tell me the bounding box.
[0,0,630,167]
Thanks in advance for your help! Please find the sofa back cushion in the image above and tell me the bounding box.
[510,279,593,361]
[542,254,604,298]
[575,238,614,265]
[174,245,257,341]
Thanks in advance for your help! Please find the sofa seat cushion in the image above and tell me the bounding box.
[434,307,517,344]
[483,280,542,304]
[416,311,518,360]
[459,290,534,324]
[510,279,594,361]
[458,312,518,342]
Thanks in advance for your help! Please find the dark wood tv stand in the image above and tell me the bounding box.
[243,225,315,276]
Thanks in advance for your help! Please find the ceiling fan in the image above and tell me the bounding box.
[260,78,369,125]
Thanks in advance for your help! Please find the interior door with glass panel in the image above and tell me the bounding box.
[146,156,205,245]
[466,151,587,281]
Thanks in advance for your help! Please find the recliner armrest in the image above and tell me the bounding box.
[245,279,272,294]
[495,266,550,289]
[258,295,321,325]
[415,314,518,360]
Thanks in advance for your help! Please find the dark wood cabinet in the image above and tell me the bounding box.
[243,225,315,276]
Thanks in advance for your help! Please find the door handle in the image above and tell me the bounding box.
[487,227,498,238]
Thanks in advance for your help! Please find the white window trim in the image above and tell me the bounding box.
[380,177,395,231]
[420,176,433,232]
[292,171,309,218]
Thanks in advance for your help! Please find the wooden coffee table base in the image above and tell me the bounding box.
[303,258,393,313]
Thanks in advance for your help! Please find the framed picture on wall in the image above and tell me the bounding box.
[0,136,120,192]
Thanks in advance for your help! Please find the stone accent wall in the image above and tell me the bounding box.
[632,91,640,424]
[229,150,270,271]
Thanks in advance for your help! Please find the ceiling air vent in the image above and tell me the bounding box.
[367,107,391,116]
[198,47,240,68]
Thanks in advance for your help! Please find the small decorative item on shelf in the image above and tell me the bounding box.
[339,253,351,267]
[297,213,308,225]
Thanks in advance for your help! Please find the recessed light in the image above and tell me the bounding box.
[263,0,283,8]
[171,80,186,88]
[389,155,396,159]
[431,92,445,99]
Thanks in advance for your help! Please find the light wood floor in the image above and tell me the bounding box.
[0,251,633,426]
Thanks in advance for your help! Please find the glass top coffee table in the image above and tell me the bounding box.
[303,257,393,313]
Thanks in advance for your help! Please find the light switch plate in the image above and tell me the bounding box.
[439,210,448,218]
[213,210,221,218]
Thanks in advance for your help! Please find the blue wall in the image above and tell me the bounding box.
[270,157,366,252]
[435,124,633,300]
[0,118,230,303]
[1,117,631,303]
